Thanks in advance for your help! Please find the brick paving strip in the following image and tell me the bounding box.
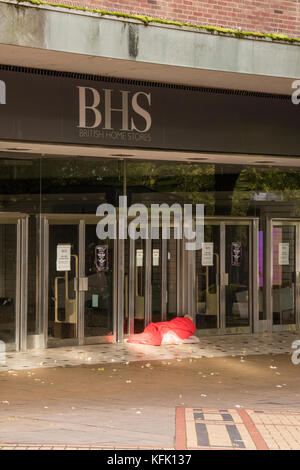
[176,408,300,450]
[2,408,300,450]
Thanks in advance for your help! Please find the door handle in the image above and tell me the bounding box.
[79,277,88,292]
[73,277,88,291]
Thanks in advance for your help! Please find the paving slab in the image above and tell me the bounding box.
[0,331,298,372]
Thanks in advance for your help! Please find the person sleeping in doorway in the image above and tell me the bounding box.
[126,314,199,346]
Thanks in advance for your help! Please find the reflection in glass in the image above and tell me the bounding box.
[225,225,249,328]
[196,225,220,329]
[48,225,78,341]
[152,238,162,323]
[84,225,114,338]
[167,236,177,320]
[134,239,145,333]
[0,224,17,345]
[272,226,296,325]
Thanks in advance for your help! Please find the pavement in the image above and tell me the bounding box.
[0,331,299,450]
[0,331,297,372]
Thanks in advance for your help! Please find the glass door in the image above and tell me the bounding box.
[224,224,251,331]
[166,235,178,321]
[124,223,180,336]
[47,222,79,345]
[84,223,115,341]
[0,213,28,351]
[45,215,117,346]
[195,224,220,332]
[269,220,298,331]
[196,219,253,335]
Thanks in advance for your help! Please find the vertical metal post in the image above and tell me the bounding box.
[78,220,85,344]
[41,217,49,348]
[176,238,181,316]
[128,238,135,335]
[181,237,188,315]
[252,219,259,333]
[220,222,226,330]
[161,238,167,321]
[296,223,300,330]
[20,216,28,351]
[248,222,253,333]
[112,237,118,343]
[15,219,21,352]
[144,237,152,327]
[187,249,196,320]
[116,236,124,343]
[0,226,4,297]
[123,160,127,196]
[265,217,273,333]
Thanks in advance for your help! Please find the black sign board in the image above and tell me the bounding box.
[0,69,299,156]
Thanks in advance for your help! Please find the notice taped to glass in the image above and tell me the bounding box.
[56,244,71,271]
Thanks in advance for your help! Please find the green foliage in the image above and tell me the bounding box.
[231,167,300,216]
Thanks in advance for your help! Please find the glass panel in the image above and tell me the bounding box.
[0,224,17,345]
[151,238,162,323]
[167,235,177,320]
[84,225,114,338]
[272,225,296,325]
[48,225,78,341]
[196,225,220,329]
[27,216,38,334]
[40,157,120,215]
[124,238,129,336]
[258,229,265,320]
[134,239,145,333]
[225,225,250,328]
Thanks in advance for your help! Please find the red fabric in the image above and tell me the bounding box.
[127,317,196,345]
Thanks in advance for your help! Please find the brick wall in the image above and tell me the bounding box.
[48,0,300,38]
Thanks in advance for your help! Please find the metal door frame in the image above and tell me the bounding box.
[189,217,259,336]
[39,214,118,348]
[38,214,259,346]
[266,217,300,332]
[125,224,182,336]
[0,212,28,352]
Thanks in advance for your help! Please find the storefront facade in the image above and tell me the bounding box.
[0,63,299,352]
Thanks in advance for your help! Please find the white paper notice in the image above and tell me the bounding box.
[56,244,71,271]
[153,248,159,266]
[201,242,214,266]
[136,249,143,267]
[278,243,289,265]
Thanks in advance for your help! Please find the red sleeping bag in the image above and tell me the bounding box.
[127,316,196,346]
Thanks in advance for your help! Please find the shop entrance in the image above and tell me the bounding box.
[40,214,259,346]
[124,228,180,336]
[123,217,258,338]
[266,218,300,332]
[0,213,28,351]
[41,215,117,347]
[194,218,259,335]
